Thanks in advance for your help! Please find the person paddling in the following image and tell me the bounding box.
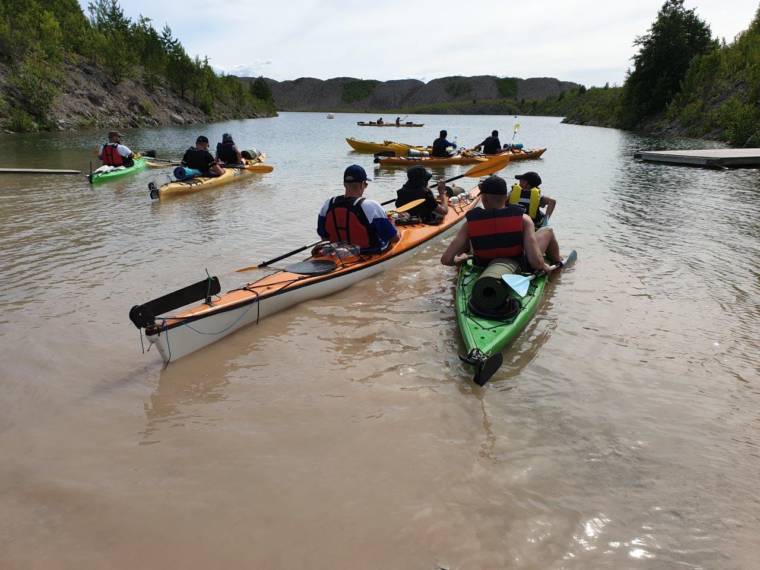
[99,131,135,168]
[215,133,244,166]
[509,171,556,227]
[440,175,562,271]
[317,165,399,254]
[395,166,448,223]
[182,136,224,177]
[472,130,502,155]
[432,130,457,157]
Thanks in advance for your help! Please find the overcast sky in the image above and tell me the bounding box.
[81,0,759,86]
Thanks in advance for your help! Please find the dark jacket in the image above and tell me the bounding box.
[395,184,439,221]
[182,147,215,173]
[432,137,456,157]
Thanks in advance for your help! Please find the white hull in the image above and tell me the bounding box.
[147,244,422,363]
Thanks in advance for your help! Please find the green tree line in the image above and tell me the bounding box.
[555,0,760,146]
[0,0,275,131]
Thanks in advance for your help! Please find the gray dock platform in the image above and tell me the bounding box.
[634,148,760,168]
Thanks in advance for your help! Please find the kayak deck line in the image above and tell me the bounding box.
[132,190,481,363]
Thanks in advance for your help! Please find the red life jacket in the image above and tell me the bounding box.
[466,206,524,265]
[101,143,124,166]
[324,196,377,250]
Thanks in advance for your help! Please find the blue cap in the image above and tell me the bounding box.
[344,164,370,183]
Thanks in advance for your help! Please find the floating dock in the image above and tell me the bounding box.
[0,168,81,175]
[634,148,760,168]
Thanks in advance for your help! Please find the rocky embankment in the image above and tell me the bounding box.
[262,75,580,112]
[0,60,276,133]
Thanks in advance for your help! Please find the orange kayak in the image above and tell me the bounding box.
[376,154,487,167]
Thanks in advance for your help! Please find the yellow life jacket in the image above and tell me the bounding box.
[509,183,541,221]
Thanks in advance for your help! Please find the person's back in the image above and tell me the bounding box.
[317,165,398,254]
[395,166,448,223]
[216,133,242,165]
[480,130,502,155]
[432,130,456,157]
[182,135,223,177]
[100,131,134,167]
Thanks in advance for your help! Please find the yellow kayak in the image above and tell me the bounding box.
[346,137,427,156]
[149,160,273,199]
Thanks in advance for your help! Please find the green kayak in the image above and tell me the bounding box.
[88,157,148,184]
[455,250,576,386]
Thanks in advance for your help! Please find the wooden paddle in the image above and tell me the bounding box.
[380,153,510,206]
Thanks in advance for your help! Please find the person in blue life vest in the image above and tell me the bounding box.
[395,166,448,223]
[473,130,502,155]
[99,131,135,167]
[317,165,399,254]
[509,171,556,227]
[215,133,244,166]
[431,130,457,157]
[182,135,224,177]
[440,175,562,270]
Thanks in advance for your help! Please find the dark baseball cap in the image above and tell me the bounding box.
[479,175,508,195]
[515,171,542,187]
[196,135,209,144]
[406,166,432,183]
[344,164,371,183]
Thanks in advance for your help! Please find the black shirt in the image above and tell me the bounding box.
[216,142,240,164]
[395,184,439,221]
[182,147,215,173]
[480,136,502,154]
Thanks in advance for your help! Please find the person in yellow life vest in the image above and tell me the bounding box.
[510,171,556,227]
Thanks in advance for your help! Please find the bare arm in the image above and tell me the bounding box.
[435,180,449,216]
[543,195,556,219]
[522,215,552,273]
[440,223,470,266]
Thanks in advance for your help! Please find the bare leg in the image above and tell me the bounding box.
[210,163,225,177]
[535,227,560,263]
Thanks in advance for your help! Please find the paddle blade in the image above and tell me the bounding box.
[474,352,503,386]
[502,273,531,297]
[462,154,510,179]
[561,249,578,269]
[394,198,426,213]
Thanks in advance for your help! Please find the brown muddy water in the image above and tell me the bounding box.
[1,113,759,569]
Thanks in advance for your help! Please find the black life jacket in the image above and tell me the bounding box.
[101,143,124,166]
[216,141,238,164]
[465,206,524,265]
[431,138,452,157]
[324,196,378,250]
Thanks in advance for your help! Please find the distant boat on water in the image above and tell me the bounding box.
[326,113,335,119]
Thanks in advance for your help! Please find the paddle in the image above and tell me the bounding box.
[502,249,578,297]
[379,153,511,206]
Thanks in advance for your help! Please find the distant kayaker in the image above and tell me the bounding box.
[395,166,448,223]
[317,164,399,254]
[377,117,384,124]
[395,116,401,126]
[182,136,224,177]
[473,130,502,155]
[99,131,135,168]
[510,171,556,227]
[215,133,243,166]
[440,175,562,271]
[432,130,457,157]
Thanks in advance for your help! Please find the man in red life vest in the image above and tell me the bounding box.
[440,175,561,271]
[99,131,134,167]
[317,165,399,254]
